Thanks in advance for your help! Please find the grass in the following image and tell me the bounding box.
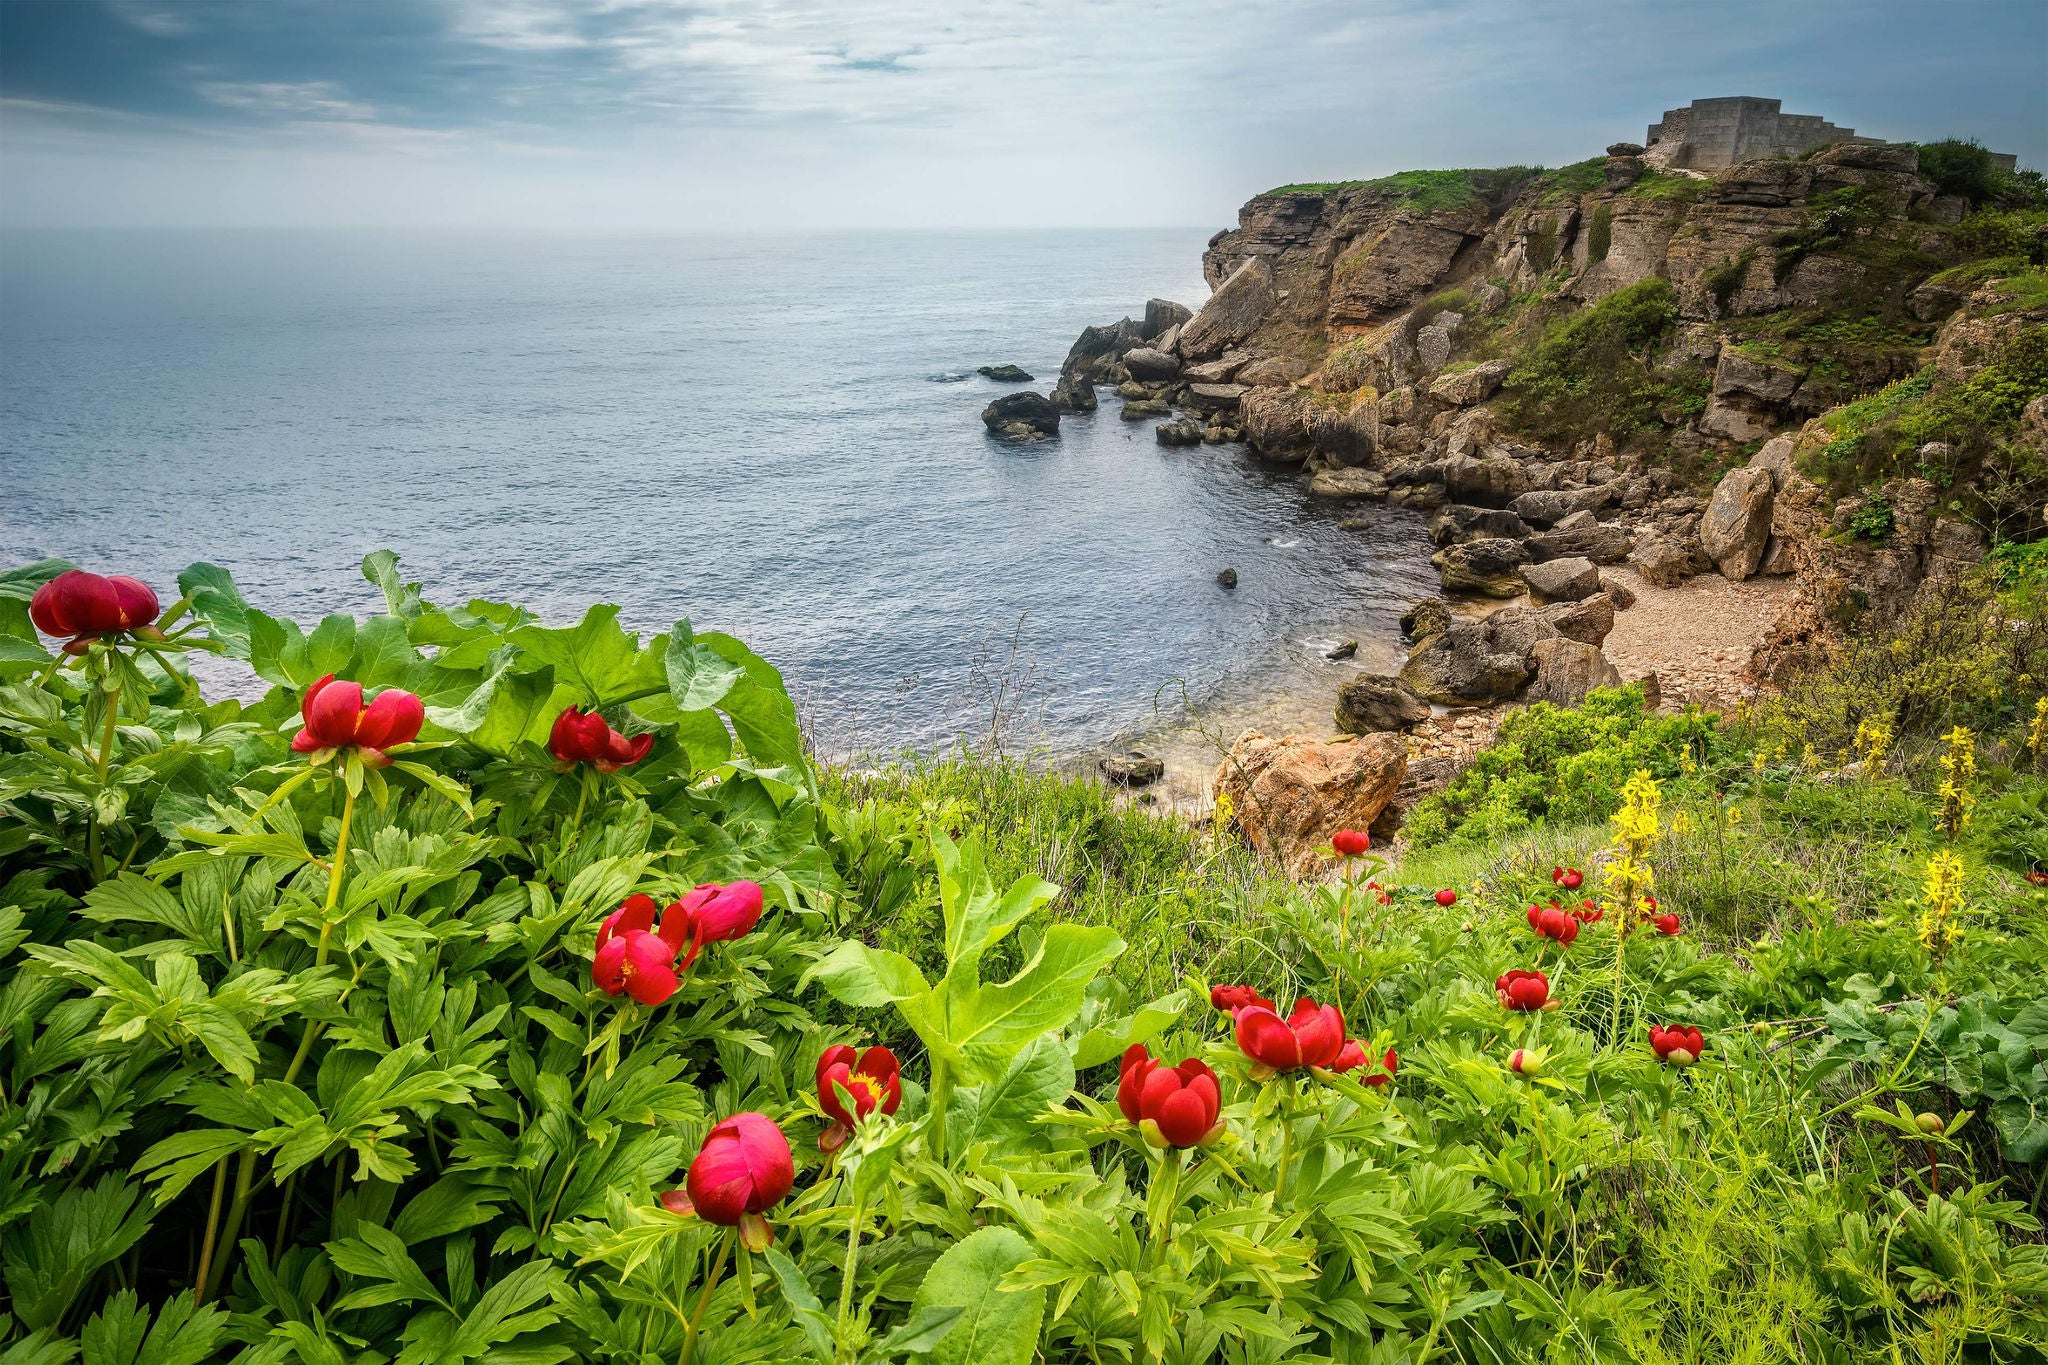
[1264,166,1541,212]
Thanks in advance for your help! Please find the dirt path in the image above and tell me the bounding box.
[1598,566,1796,711]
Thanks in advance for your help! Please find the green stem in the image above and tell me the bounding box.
[836,1195,864,1353]
[679,1232,732,1365]
[192,1156,228,1306]
[927,1057,952,1166]
[201,776,358,1303]
[1274,1083,1293,1202]
[88,679,120,881]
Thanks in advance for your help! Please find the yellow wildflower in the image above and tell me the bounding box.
[1936,725,1975,841]
[2026,698,2047,760]
[1918,848,1966,962]
[1854,716,1892,772]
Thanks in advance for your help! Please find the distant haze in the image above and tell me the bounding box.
[1,0,2044,231]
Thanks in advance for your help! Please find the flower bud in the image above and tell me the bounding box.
[1915,1112,1944,1135]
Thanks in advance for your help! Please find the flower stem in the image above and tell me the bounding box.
[88,678,120,881]
[927,1057,952,1166]
[679,1231,732,1365]
[835,1195,864,1350]
[191,1156,228,1306]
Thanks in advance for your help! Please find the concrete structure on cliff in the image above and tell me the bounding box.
[1645,98,1872,170]
[1644,97,2020,173]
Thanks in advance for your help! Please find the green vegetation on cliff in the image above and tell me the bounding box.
[1495,278,1712,444]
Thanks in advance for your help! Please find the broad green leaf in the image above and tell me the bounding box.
[1069,989,1190,1070]
[932,831,1059,975]
[802,941,929,1008]
[176,563,251,656]
[362,550,424,620]
[921,925,1125,1081]
[664,622,744,712]
[950,1036,1075,1154]
[511,604,666,707]
[908,1227,1043,1365]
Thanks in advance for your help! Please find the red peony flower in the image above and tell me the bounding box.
[1652,912,1682,936]
[666,880,766,970]
[2025,870,2048,887]
[1435,888,1457,906]
[816,1044,902,1150]
[1527,903,1580,945]
[1236,998,1347,1074]
[1117,1044,1224,1148]
[289,674,424,767]
[1496,969,1551,1011]
[29,570,160,651]
[1572,899,1604,924]
[1649,1024,1705,1067]
[1333,1042,1399,1087]
[548,706,655,773]
[1332,829,1371,857]
[1209,983,1275,1018]
[591,893,682,1005]
[664,1113,794,1250]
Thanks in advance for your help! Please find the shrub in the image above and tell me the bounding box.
[1498,278,1709,443]
[1919,138,2002,204]
[1403,685,1713,848]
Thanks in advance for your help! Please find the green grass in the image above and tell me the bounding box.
[1264,166,1541,212]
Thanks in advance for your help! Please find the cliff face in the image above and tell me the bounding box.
[1200,143,1953,374]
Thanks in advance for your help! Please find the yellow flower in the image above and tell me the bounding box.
[1936,725,1975,841]
[1919,848,1966,961]
[1801,744,1818,771]
[1854,717,1892,772]
[2026,698,2048,759]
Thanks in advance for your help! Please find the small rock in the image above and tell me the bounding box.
[1606,578,1638,610]
[1119,399,1170,420]
[1310,467,1388,499]
[1430,504,1530,546]
[1325,641,1358,661]
[1100,752,1166,787]
[1540,592,1615,646]
[977,364,1034,382]
[1401,597,1453,640]
[1216,568,1238,589]
[1124,347,1181,381]
[1157,417,1204,447]
[1143,298,1193,340]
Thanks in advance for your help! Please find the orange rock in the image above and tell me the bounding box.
[1214,731,1407,877]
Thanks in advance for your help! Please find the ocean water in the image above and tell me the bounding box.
[0,228,1437,760]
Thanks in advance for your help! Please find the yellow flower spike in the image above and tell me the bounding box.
[2027,698,2048,760]
[1936,726,1976,842]
[1919,848,1966,966]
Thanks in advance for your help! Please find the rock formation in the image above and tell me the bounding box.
[1215,731,1407,876]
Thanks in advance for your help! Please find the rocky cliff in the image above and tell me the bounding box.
[1053,135,2047,717]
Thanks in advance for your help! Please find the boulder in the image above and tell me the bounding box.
[1630,532,1704,587]
[1520,557,1602,603]
[1440,454,1530,503]
[1179,258,1278,360]
[1143,298,1193,340]
[1401,597,1453,641]
[1416,324,1456,371]
[1156,417,1204,447]
[1119,399,1170,420]
[1215,731,1408,877]
[1237,356,1313,386]
[1432,538,1530,597]
[1427,360,1515,407]
[1124,347,1181,381]
[1310,467,1388,499]
[1526,521,1633,565]
[1400,611,1554,705]
[1699,465,1775,580]
[1050,373,1097,412]
[1701,349,1804,441]
[1336,675,1433,735]
[1525,639,1624,706]
[1605,578,1637,610]
[1750,434,1798,492]
[1183,355,1247,383]
[1430,505,1531,546]
[1539,592,1615,646]
[1510,484,1618,528]
[1239,388,1317,463]
[1186,383,1250,411]
[1060,318,1146,382]
[982,391,1060,439]
[1100,752,1166,787]
[977,364,1034,382]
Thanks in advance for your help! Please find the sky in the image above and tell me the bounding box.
[1,0,2043,231]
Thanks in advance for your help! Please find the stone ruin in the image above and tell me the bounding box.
[1644,96,2018,173]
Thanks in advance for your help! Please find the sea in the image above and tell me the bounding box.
[0,228,1438,772]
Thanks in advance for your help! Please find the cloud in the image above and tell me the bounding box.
[1,0,2042,229]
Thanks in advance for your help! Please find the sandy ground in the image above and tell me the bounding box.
[1115,566,1798,817]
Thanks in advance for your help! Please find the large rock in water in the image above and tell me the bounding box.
[1143,298,1193,340]
[1050,373,1096,411]
[1432,538,1530,597]
[1214,731,1407,877]
[1060,319,1146,384]
[1335,675,1432,735]
[1525,638,1624,706]
[1699,465,1775,579]
[1431,505,1530,546]
[982,391,1061,439]
[1179,258,1277,360]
